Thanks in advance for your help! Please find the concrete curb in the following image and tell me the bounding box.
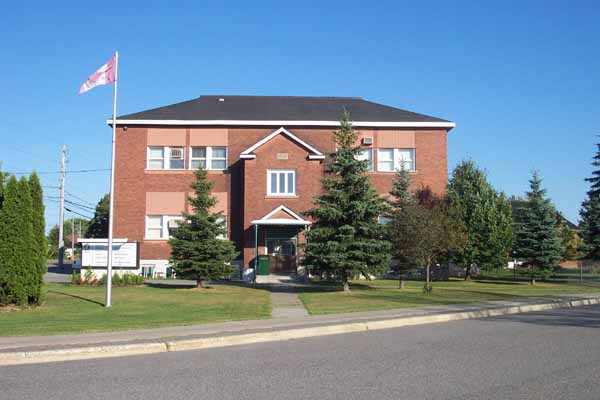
[1,296,599,366]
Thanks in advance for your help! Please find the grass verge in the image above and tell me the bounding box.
[0,283,271,337]
[298,279,600,315]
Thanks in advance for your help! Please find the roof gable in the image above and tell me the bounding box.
[251,205,312,226]
[240,127,325,160]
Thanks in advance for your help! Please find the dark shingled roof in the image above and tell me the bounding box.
[118,95,451,123]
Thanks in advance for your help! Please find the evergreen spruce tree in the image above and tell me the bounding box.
[303,111,392,291]
[387,166,414,279]
[580,141,600,259]
[86,194,109,238]
[388,165,412,210]
[169,167,237,288]
[29,172,47,304]
[513,172,563,279]
[0,176,35,304]
[448,160,513,277]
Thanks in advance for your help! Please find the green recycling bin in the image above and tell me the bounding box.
[258,255,270,275]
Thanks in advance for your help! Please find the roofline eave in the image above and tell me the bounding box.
[106,119,456,129]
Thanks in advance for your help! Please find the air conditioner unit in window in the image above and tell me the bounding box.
[170,148,183,159]
[362,137,374,145]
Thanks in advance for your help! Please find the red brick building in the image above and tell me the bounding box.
[110,95,454,276]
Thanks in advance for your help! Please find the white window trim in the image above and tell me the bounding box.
[189,146,228,170]
[267,169,296,197]
[146,146,186,170]
[147,147,165,170]
[377,148,416,172]
[145,215,184,240]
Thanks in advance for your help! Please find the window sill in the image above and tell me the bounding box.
[265,195,299,199]
[372,170,418,174]
[145,169,228,174]
[143,238,169,242]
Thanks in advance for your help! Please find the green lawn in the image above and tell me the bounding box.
[298,279,600,315]
[0,283,271,337]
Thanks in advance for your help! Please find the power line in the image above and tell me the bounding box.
[64,199,96,211]
[64,207,93,220]
[64,190,96,206]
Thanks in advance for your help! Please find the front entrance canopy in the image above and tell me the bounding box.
[252,205,310,280]
[251,205,312,226]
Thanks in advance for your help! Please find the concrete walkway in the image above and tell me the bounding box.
[270,286,309,318]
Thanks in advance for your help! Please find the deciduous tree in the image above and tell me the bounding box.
[390,188,466,292]
[448,160,513,277]
[86,194,109,238]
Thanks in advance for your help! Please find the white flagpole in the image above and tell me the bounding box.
[106,51,118,308]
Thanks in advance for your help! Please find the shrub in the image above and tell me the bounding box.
[71,271,82,285]
[83,267,95,283]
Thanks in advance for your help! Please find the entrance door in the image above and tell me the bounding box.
[266,238,297,273]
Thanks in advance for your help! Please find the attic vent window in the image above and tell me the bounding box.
[277,153,289,160]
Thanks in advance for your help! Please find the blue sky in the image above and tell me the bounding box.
[1,0,599,229]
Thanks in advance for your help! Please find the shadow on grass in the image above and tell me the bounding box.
[471,279,525,286]
[48,290,105,307]
[145,282,197,289]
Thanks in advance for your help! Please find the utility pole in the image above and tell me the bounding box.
[58,145,67,268]
[71,218,75,262]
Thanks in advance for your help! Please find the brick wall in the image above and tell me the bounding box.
[113,125,448,265]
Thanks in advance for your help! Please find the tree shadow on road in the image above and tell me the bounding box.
[487,305,600,328]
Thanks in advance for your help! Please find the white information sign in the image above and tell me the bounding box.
[80,240,138,268]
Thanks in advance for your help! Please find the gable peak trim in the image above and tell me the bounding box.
[240,127,324,158]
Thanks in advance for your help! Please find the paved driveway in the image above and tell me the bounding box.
[2,304,600,399]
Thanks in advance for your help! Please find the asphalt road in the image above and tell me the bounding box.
[2,305,600,400]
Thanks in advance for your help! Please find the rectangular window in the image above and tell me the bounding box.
[147,147,165,170]
[146,215,163,239]
[145,215,183,239]
[190,146,227,170]
[356,148,373,171]
[190,147,207,169]
[377,148,394,172]
[210,147,227,170]
[147,146,185,170]
[377,148,415,172]
[267,170,296,196]
[169,147,185,169]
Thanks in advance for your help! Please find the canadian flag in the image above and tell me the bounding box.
[78,54,116,95]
